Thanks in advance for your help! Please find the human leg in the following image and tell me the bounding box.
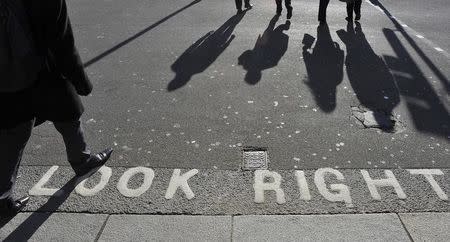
[244,0,252,8]
[0,120,34,216]
[285,0,293,19]
[318,0,330,22]
[276,0,282,14]
[354,0,362,20]
[285,0,292,8]
[0,120,34,200]
[53,119,113,177]
[346,1,355,21]
[53,119,91,170]
[235,0,243,10]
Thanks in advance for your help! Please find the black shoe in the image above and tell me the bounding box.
[0,196,29,217]
[345,17,352,22]
[244,3,253,9]
[355,15,361,21]
[237,8,243,15]
[287,7,293,19]
[74,148,113,177]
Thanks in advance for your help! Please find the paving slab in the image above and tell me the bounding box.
[0,212,108,242]
[233,214,410,241]
[399,212,450,242]
[98,215,232,241]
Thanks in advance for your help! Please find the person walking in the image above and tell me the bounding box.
[0,0,112,217]
[346,0,362,21]
[275,0,293,19]
[318,0,330,23]
[235,0,252,14]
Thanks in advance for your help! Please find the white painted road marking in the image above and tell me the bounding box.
[254,170,286,204]
[361,170,407,200]
[295,171,312,201]
[117,167,155,197]
[165,169,199,200]
[409,169,448,200]
[29,166,62,196]
[27,167,449,208]
[76,166,112,197]
[314,168,353,207]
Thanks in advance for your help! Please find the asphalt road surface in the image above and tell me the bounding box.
[15,0,449,215]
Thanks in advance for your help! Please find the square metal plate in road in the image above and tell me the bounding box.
[242,150,268,170]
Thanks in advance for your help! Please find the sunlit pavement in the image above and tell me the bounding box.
[2,0,449,240]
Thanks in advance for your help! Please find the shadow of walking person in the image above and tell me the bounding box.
[1,176,81,241]
[338,22,400,131]
[168,12,247,91]
[383,29,450,137]
[238,15,290,85]
[302,23,344,113]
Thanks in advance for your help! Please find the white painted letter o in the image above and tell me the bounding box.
[75,166,112,197]
[117,167,155,197]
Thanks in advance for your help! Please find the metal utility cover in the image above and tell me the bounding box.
[242,150,268,170]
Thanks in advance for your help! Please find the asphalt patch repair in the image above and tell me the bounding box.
[11,165,449,215]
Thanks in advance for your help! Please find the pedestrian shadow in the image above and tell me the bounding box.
[383,28,450,136]
[0,177,81,241]
[238,15,290,85]
[368,0,449,93]
[302,23,344,113]
[168,11,247,91]
[337,22,400,131]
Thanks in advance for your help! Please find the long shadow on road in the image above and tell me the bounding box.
[383,28,450,137]
[368,0,449,137]
[368,0,449,93]
[1,177,83,241]
[168,11,247,91]
[337,22,400,131]
[84,0,202,68]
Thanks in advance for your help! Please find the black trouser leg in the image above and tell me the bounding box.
[346,2,355,18]
[0,119,34,200]
[53,120,91,171]
[285,0,292,8]
[354,0,362,17]
[275,0,282,12]
[318,0,330,21]
[235,0,243,10]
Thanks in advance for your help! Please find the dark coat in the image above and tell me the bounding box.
[0,0,92,128]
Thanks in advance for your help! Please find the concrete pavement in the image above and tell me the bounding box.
[2,212,449,241]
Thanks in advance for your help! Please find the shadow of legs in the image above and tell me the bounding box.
[2,177,81,241]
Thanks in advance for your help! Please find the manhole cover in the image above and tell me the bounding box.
[242,149,268,170]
